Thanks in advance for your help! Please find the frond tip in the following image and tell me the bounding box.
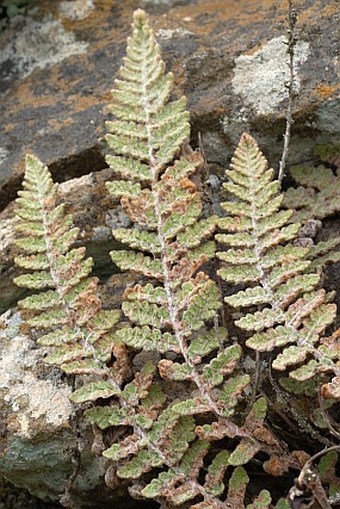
[105,7,190,179]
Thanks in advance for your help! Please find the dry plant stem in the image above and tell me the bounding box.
[298,445,340,486]
[295,445,340,509]
[278,0,297,184]
[318,390,340,440]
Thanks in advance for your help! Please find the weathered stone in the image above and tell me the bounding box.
[0,0,339,210]
[0,310,100,506]
[0,307,156,509]
[0,475,60,509]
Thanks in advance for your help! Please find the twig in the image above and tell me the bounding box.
[318,388,340,441]
[278,0,298,184]
[297,445,340,485]
[288,445,340,509]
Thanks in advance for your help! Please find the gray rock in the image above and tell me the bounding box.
[0,309,141,508]
[0,0,338,209]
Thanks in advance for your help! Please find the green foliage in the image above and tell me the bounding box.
[284,165,340,223]
[217,134,339,393]
[104,10,247,427]
[13,154,119,374]
[95,12,263,504]
[10,8,340,509]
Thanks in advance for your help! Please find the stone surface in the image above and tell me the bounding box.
[0,308,153,509]
[0,475,61,509]
[0,0,339,210]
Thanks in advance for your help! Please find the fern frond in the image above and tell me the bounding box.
[217,134,338,395]
[105,9,245,421]
[13,154,119,374]
[140,398,299,507]
[105,9,190,179]
[284,165,340,223]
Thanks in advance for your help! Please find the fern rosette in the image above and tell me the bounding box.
[13,155,119,374]
[9,8,339,508]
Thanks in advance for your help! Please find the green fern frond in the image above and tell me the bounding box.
[140,398,297,507]
[105,9,190,179]
[105,9,245,421]
[284,165,340,223]
[82,363,197,479]
[217,134,339,395]
[13,154,119,374]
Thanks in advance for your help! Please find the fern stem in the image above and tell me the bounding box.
[118,395,226,507]
[38,191,70,313]
[136,33,229,420]
[278,0,297,183]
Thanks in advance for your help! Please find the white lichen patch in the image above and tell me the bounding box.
[59,0,95,21]
[0,147,9,166]
[0,311,72,438]
[157,28,194,40]
[232,36,310,115]
[0,15,88,88]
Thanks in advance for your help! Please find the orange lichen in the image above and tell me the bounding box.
[313,83,339,99]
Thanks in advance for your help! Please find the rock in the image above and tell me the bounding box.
[0,308,154,509]
[0,475,61,509]
[0,310,94,506]
[0,0,339,209]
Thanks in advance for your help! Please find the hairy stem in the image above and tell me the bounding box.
[278,0,297,184]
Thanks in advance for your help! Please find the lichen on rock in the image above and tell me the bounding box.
[232,36,310,115]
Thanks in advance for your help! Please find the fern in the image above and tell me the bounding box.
[284,165,340,224]
[217,134,339,394]
[104,8,248,418]
[10,9,340,509]
[76,11,315,507]
[76,9,279,505]
[13,154,119,374]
